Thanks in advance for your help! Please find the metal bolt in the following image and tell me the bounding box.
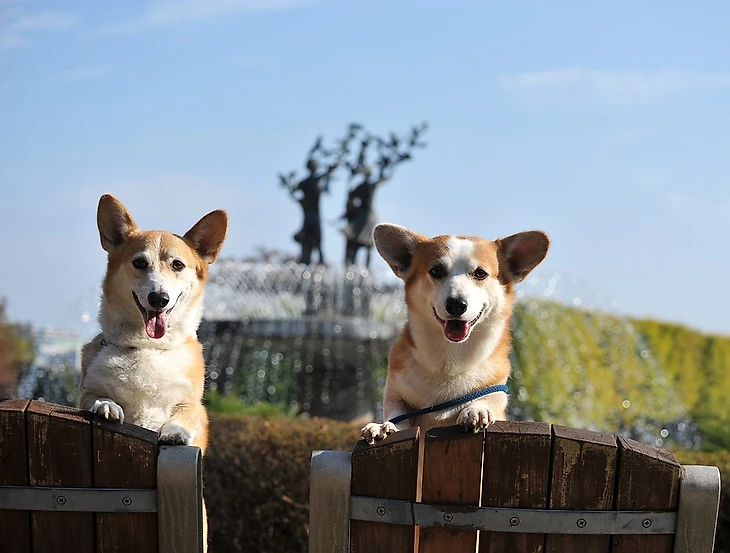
[642,519,652,528]
[56,495,66,505]
[376,506,387,517]
[509,517,520,527]
[577,518,587,528]
[443,513,453,523]
[122,497,132,507]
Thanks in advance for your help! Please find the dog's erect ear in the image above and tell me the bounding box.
[184,210,229,264]
[498,230,550,283]
[97,194,139,253]
[373,223,424,279]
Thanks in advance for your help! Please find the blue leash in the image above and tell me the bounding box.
[388,384,509,425]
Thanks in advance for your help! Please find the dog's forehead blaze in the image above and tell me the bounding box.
[410,235,500,276]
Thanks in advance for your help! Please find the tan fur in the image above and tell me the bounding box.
[361,224,549,443]
[80,195,227,550]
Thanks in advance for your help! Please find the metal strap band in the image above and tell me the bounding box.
[0,486,157,513]
[350,496,677,535]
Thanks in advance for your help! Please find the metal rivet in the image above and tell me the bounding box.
[509,517,520,527]
[376,506,387,517]
[122,497,132,507]
[443,513,453,523]
[577,518,587,528]
[56,496,66,505]
[642,519,652,528]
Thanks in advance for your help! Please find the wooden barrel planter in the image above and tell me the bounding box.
[0,399,204,553]
[310,422,722,553]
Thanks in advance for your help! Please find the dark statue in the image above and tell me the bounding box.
[342,123,427,266]
[279,131,354,265]
[279,122,427,267]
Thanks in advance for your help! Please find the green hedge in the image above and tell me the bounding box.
[204,413,728,553]
[509,300,730,449]
[632,319,730,449]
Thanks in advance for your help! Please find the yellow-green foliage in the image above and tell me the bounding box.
[633,319,730,448]
[510,300,685,436]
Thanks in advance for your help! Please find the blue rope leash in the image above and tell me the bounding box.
[388,384,509,425]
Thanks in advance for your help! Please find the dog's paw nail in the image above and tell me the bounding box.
[361,422,398,445]
[91,399,124,423]
[158,422,192,445]
[457,407,493,432]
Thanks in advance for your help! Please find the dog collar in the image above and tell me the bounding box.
[98,336,137,350]
[388,384,509,425]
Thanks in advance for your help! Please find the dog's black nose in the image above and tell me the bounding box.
[148,291,170,310]
[445,297,468,317]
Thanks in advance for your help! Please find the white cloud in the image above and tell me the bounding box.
[99,0,310,34]
[498,69,730,108]
[0,12,77,51]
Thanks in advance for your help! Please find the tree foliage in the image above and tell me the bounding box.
[0,299,34,397]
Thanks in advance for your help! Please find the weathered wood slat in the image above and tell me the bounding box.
[351,427,421,553]
[419,426,484,553]
[0,399,32,553]
[480,421,551,553]
[610,437,680,553]
[92,416,159,553]
[27,401,95,553]
[544,425,617,553]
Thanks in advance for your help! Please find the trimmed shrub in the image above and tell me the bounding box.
[205,413,359,553]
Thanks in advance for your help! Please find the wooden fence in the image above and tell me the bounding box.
[0,399,204,553]
[310,422,722,553]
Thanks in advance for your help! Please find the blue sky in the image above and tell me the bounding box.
[1,0,730,336]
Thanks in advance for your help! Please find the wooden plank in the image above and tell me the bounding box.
[92,416,159,553]
[27,401,95,553]
[609,437,680,553]
[480,421,551,553]
[0,399,32,553]
[545,425,617,553]
[351,427,421,553]
[418,426,484,553]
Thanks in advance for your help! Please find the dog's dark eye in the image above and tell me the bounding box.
[132,258,148,270]
[429,265,446,279]
[172,260,185,272]
[473,268,489,280]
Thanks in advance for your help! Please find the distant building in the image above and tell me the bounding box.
[30,327,82,370]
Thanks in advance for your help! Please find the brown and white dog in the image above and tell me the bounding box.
[79,194,228,453]
[361,223,549,443]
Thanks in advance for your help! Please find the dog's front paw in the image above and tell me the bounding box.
[158,422,193,445]
[91,399,125,423]
[457,406,494,432]
[361,421,398,445]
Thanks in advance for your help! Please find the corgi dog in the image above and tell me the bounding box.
[361,223,549,443]
[79,194,228,454]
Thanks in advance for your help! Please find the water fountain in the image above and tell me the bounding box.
[198,261,405,421]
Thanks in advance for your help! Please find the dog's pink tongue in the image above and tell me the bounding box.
[145,311,168,339]
[444,320,469,342]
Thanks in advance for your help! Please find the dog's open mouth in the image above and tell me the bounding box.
[133,292,176,339]
[433,305,486,343]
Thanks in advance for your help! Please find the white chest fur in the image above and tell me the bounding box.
[83,344,194,432]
